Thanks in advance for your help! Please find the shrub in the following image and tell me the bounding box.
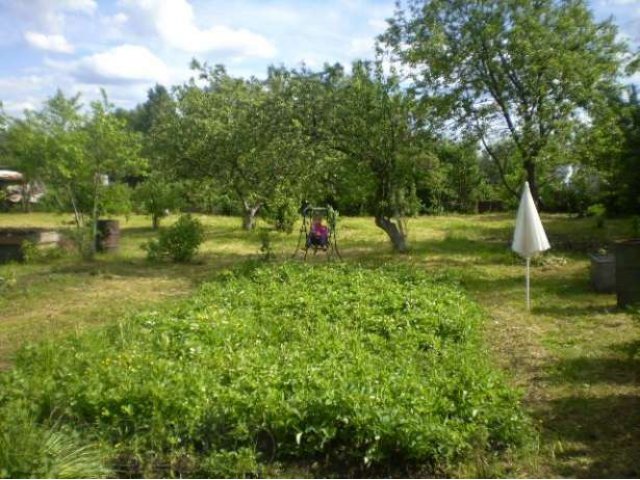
[21,240,65,264]
[133,176,185,229]
[143,214,205,263]
[586,203,606,229]
[269,196,298,233]
[0,263,531,477]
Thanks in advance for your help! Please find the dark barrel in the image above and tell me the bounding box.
[96,219,120,253]
[590,253,616,293]
[615,239,640,308]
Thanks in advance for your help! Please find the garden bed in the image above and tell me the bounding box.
[0,262,531,477]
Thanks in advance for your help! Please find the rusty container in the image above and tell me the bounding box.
[589,253,616,293]
[615,239,640,308]
[96,219,120,253]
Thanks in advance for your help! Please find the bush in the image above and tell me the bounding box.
[586,203,606,229]
[268,196,298,233]
[0,263,531,477]
[21,241,65,264]
[143,214,205,263]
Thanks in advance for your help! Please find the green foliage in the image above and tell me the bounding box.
[258,228,275,261]
[586,203,607,229]
[20,241,64,264]
[597,86,640,215]
[0,266,17,292]
[0,402,109,478]
[0,263,531,477]
[384,0,628,205]
[143,214,205,262]
[133,175,184,228]
[265,194,298,233]
[539,165,602,215]
[5,89,146,257]
[100,183,133,218]
[331,60,425,251]
[175,64,315,229]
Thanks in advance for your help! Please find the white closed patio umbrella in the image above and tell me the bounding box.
[512,182,550,310]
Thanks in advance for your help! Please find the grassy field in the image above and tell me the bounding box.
[1,211,639,477]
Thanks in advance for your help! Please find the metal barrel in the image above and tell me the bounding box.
[96,219,120,253]
[615,239,640,308]
[590,253,616,293]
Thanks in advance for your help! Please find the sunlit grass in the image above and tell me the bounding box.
[1,210,639,477]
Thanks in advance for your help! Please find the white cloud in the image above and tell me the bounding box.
[2,99,39,115]
[24,31,74,53]
[73,45,170,85]
[0,74,47,91]
[349,36,374,56]
[5,0,97,33]
[62,0,97,14]
[120,0,276,58]
[600,0,638,5]
[109,13,128,25]
[368,18,389,31]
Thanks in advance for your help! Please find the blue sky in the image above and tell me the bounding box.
[0,0,638,116]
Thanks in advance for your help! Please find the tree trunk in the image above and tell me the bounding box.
[375,215,408,253]
[152,214,160,230]
[524,160,543,208]
[242,203,261,231]
[20,183,30,213]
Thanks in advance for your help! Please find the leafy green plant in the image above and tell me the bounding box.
[258,228,275,261]
[20,240,64,264]
[133,175,185,229]
[268,195,298,234]
[0,262,531,477]
[587,203,607,229]
[143,214,205,263]
[0,266,17,292]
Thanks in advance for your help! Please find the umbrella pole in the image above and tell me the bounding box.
[526,257,531,311]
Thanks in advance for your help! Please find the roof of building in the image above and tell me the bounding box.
[0,169,24,182]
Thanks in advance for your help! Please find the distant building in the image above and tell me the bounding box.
[0,169,46,207]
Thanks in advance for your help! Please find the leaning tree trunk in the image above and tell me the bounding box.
[375,215,408,253]
[242,202,261,231]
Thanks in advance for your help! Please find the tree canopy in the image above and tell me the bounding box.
[382,0,629,206]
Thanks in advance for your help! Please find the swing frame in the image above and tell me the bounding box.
[292,206,342,261]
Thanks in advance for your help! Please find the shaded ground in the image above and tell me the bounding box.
[0,211,638,477]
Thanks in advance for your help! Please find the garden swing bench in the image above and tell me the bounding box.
[292,205,342,261]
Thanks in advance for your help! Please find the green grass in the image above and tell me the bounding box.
[1,211,639,477]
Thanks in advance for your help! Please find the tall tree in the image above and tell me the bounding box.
[2,111,47,211]
[39,90,145,257]
[383,0,627,206]
[176,63,314,230]
[332,61,422,252]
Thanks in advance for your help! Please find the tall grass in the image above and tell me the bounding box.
[0,402,109,478]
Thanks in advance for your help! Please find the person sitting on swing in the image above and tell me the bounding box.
[308,214,329,248]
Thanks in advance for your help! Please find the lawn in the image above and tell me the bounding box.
[1,211,639,477]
